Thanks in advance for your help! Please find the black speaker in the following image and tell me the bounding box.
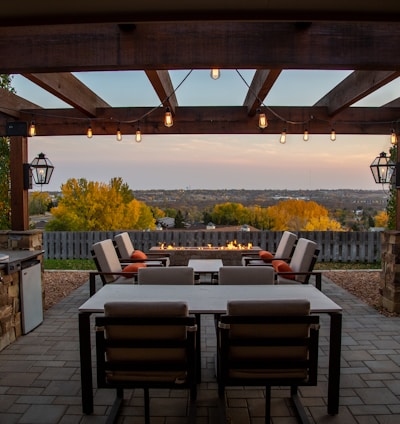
[5,121,28,137]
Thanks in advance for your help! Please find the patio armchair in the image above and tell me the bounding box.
[242,231,298,266]
[114,231,170,266]
[216,299,320,424]
[138,266,195,285]
[95,301,197,424]
[218,265,275,285]
[272,238,321,290]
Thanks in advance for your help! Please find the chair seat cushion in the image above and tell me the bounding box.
[272,260,296,280]
[131,249,148,260]
[122,262,147,278]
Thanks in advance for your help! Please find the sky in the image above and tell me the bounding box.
[11,69,400,192]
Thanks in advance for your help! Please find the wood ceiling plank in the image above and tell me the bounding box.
[0,88,41,118]
[144,70,178,113]
[314,70,400,116]
[23,73,110,117]
[2,22,400,73]
[243,69,282,116]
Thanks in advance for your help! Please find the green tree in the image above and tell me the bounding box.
[387,145,397,230]
[46,178,156,231]
[174,210,185,228]
[0,74,15,229]
[29,191,53,215]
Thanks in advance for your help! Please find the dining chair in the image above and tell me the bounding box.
[114,231,170,266]
[95,301,197,424]
[137,266,195,285]
[218,265,274,285]
[217,299,320,424]
[272,238,321,289]
[242,231,298,266]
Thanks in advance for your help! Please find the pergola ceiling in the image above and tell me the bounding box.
[2,1,400,137]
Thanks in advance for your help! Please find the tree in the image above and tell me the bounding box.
[46,178,156,231]
[210,202,251,225]
[0,75,15,229]
[387,145,397,230]
[374,210,389,228]
[29,191,53,215]
[174,210,185,228]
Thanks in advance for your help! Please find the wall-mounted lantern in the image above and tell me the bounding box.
[24,152,54,189]
[369,152,395,184]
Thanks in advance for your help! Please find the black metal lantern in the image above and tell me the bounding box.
[370,152,395,184]
[30,152,54,185]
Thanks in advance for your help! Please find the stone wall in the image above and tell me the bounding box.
[380,230,400,312]
[0,230,43,351]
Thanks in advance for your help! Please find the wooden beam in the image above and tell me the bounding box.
[0,88,41,118]
[144,70,178,113]
[314,71,400,116]
[9,136,29,231]
[23,73,110,117]
[3,22,400,73]
[243,69,282,116]
[1,106,398,136]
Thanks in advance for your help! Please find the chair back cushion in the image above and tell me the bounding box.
[275,231,298,258]
[287,238,317,282]
[219,266,274,285]
[138,266,194,285]
[114,232,134,259]
[224,299,311,379]
[92,239,122,283]
[102,301,191,382]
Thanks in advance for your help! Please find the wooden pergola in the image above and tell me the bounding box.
[2,1,400,230]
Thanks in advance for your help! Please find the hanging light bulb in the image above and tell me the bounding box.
[210,69,220,80]
[116,127,122,142]
[164,107,173,127]
[29,121,36,137]
[303,129,309,141]
[280,129,287,144]
[135,127,142,143]
[330,128,336,141]
[86,125,93,139]
[390,129,397,146]
[257,109,268,129]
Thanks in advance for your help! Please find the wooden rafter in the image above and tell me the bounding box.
[314,70,400,116]
[144,70,178,113]
[0,88,41,119]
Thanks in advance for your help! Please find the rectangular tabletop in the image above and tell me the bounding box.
[79,284,342,314]
[188,259,224,274]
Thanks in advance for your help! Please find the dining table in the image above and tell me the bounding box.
[78,283,342,416]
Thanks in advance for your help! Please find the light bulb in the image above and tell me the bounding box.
[330,129,336,141]
[164,107,173,127]
[258,113,268,129]
[280,129,287,144]
[391,129,397,146]
[303,129,309,141]
[86,126,93,138]
[135,128,142,143]
[29,121,36,137]
[210,69,220,80]
[116,128,122,141]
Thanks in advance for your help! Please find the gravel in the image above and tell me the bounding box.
[42,269,399,317]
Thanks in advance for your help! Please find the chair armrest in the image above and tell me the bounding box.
[275,271,322,291]
[118,257,169,266]
[89,270,138,296]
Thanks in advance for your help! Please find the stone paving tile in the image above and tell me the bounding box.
[1,277,400,422]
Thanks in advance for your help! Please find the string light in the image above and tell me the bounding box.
[164,107,173,127]
[210,69,220,80]
[391,129,397,146]
[29,121,36,137]
[280,129,287,144]
[330,128,336,141]
[257,109,268,129]
[303,128,309,141]
[116,127,122,141]
[86,125,93,138]
[135,127,142,143]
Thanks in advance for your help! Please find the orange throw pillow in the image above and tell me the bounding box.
[131,250,148,260]
[259,250,274,261]
[272,260,296,280]
[122,263,146,278]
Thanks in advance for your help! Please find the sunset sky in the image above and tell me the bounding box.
[11,70,400,192]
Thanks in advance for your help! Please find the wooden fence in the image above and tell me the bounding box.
[43,230,382,263]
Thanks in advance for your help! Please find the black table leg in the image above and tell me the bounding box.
[328,312,342,415]
[79,312,93,414]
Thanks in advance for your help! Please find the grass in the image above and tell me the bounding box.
[43,259,381,271]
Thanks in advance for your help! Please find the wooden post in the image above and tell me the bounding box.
[10,136,29,230]
[397,146,400,231]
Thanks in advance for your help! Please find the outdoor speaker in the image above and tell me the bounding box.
[5,121,28,137]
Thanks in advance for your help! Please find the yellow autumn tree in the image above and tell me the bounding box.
[266,199,343,231]
[46,177,156,231]
[374,210,388,228]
